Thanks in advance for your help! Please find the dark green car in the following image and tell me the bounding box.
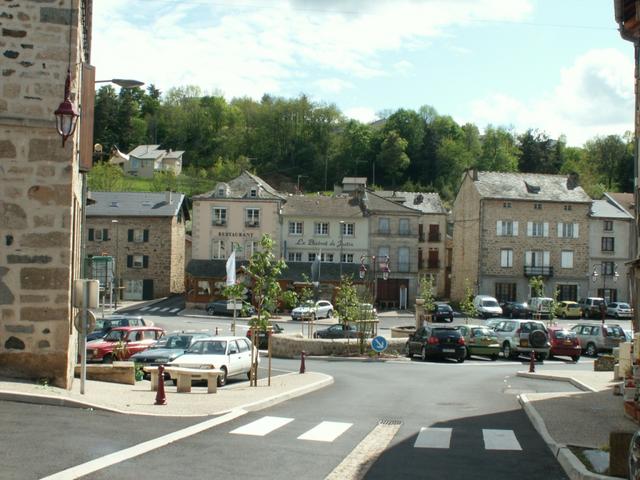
[456,325,500,360]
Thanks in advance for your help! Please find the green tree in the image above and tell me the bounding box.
[335,275,360,328]
[529,276,545,297]
[478,126,519,172]
[377,130,410,187]
[459,280,477,319]
[419,275,436,315]
[88,162,125,191]
[151,171,177,192]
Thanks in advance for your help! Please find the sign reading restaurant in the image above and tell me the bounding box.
[218,232,255,237]
[295,238,354,247]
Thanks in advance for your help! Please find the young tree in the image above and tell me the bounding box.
[419,275,436,315]
[88,162,125,191]
[529,276,545,298]
[459,279,477,320]
[334,275,359,329]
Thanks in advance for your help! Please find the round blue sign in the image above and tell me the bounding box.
[371,335,388,353]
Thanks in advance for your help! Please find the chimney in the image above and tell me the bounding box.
[166,191,172,204]
[471,168,478,181]
[567,173,579,190]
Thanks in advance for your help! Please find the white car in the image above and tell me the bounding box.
[291,300,334,321]
[473,295,503,319]
[167,336,257,387]
[607,302,633,319]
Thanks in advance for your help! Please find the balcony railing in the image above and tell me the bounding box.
[428,232,442,242]
[213,220,227,226]
[397,262,411,273]
[245,221,260,228]
[524,265,554,277]
[427,259,440,269]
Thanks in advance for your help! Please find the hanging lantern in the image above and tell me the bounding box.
[359,263,367,279]
[54,68,79,147]
[380,256,390,280]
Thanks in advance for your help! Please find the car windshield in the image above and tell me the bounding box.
[153,335,190,349]
[617,303,630,309]
[187,340,227,354]
[482,300,499,307]
[607,326,625,338]
[103,330,126,342]
[300,301,314,308]
[471,327,496,338]
[553,330,576,340]
[520,322,546,333]
[432,328,459,339]
[437,305,451,311]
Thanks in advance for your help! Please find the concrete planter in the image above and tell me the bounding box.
[390,326,416,338]
[74,362,136,385]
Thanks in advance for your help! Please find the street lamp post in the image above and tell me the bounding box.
[112,219,119,310]
[592,262,619,323]
[339,220,345,280]
[359,255,390,308]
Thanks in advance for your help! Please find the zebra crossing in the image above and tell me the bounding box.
[228,415,524,451]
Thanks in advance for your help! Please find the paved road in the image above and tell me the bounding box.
[2,358,577,479]
[117,295,186,317]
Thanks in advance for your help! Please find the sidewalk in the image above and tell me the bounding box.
[517,369,637,479]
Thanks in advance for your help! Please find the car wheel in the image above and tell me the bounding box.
[246,370,252,380]
[404,342,412,358]
[490,354,498,361]
[586,343,597,357]
[420,346,428,362]
[503,342,516,360]
[217,366,227,387]
[310,313,316,322]
[103,354,114,364]
[207,308,214,315]
[457,356,465,363]
[561,312,566,319]
[537,352,547,361]
[465,347,471,359]
[572,355,581,362]
[509,312,514,319]
[326,310,333,319]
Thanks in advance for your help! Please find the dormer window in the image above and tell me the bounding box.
[524,181,540,194]
[215,183,229,198]
[249,187,258,198]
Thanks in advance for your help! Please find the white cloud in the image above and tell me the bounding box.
[344,106,378,123]
[313,78,353,93]
[468,48,634,146]
[393,60,414,76]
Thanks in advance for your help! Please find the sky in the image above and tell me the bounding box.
[93,0,634,147]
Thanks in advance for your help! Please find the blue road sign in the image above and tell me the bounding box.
[371,335,388,353]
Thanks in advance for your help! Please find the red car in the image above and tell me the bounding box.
[86,326,165,363]
[547,326,581,362]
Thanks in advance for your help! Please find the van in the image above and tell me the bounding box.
[577,297,606,319]
[528,297,554,319]
[473,295,503,319]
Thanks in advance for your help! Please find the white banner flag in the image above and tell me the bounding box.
[226,250,236,286]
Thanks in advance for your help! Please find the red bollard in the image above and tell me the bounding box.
[299,350,306,374]
[529,351,536,373]
[215,327,219,336]
[155,365,167,405]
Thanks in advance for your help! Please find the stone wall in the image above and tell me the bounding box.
[270,334,407,358]
[0,0,87,388]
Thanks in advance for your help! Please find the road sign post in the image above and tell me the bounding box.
[371,335,388,359]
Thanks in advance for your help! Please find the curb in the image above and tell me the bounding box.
[516,371,597,392]
[519,394,618,480]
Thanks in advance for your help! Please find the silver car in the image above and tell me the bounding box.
[606,302,633,319]
[570,323,625,357]
[492,319,550,360]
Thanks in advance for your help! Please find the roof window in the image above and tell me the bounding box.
[524,182,540,194]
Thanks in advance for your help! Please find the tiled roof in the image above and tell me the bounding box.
[363,190,422,214]
[194,171,285,201]
[87,191,188,218]
[590,199,634,219]
[281,195,364,218]
[165,150,185,159]
[605,192,634,217]
[376,190,447,214]
[473,171,591,203]
[128,145,162,159]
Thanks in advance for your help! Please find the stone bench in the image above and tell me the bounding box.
[144,366,223,394]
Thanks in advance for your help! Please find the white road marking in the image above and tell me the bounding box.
[139,307,149,311]
[298,421,353,442]
[41,409,247,480]
[230,416,294,436]
[170,308,180,313]
[414,427,452,449]
[160,307,170,312]
[149,307,160,312]
[482,429,522,451]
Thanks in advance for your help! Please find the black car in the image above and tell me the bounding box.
[246,323,284,349]
[130,331,211,370]
[86,315,148,342]
[313,323,360,339]
[206,300,256,317]
[405,325,466,362]
[431,304,454,322]
[500,301,528,319]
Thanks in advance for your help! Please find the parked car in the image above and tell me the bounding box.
[313,323,360,339]
[492,319,550,360]
[485,318,503,330]
[500,301,528,319]
[86,326,165,363]
[246,323,284,349]
[167,336,257,387]
[405,325,466,363]
[358,303,378,320]
[86,315,150,342]
[130,331,211,370]
[555,301,582,319]
[206,300,256,317]
[473,295,503,319]
[577,297,606,318]
[431,303,454,323]
[527,297,554,319]
[607,302,633,319]
[291,300,334,321]
[570,323,626,357]
[456,325,500,360]
[547,326,581,362]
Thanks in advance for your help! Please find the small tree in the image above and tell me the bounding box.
[529,276,545,298]
[459,279,477,319]
[280,290,298,311]
[335,276,360,328]
[298,274,314,305]
[419,275,436,313]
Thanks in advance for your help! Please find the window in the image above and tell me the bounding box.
[557,284,577,301]
[288,252,302,262]
[604,220,613,232]
[378,218,390,234]
[289,221,303,235]
[217,188,225,197]
[500,249,513,268]
[558,222,579,238]
[93,228,109,241]
[564,205,572,211]
[249,187,258,198]
[601,237,615,252]
[534,203,542,210]
[128,255,148,269]
[602,261,616,275]
[320,253,334,262]
[341,222,354,236]
[561,251,574,269]
[212,207,227,226]
[527,221,547,237]
[210,240,226,259]
[378,246,390,258]
[496,220,518,237]
[341,253,354,263]
[503,202,512,208]
[308,253,316,262]
[398,247,410,272]
[399,218,410,235]
[314,222,329,235]
[128,229,148,243]
[495,283,516,303]
[245,208,260,227]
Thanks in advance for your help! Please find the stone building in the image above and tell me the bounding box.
[0,1,93,387]
[86,191,189,300]
[451,170,592,303]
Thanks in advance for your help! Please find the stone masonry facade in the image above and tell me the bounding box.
[0,0,89,387]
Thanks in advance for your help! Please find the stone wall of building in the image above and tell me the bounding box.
[0,0,87,388]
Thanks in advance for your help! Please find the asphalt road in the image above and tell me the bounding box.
[1,358,579,480]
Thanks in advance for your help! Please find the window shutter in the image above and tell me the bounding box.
[543,251,550,266]
[557,222,563,238]
[573,223,579,238]
[128,229,133,242]
[143,255,149,268]
[103,229,109,241]
[543,222,549,237]
[513,221,518,236]
[525,251,532,266]
[496,221,502,236]
[501,250,507,267]
[527,222,533,236]
[88,228,94,241]
[127,255,133,268]
[143,229,149,242]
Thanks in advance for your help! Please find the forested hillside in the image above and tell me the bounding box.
[93,84,634,202]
